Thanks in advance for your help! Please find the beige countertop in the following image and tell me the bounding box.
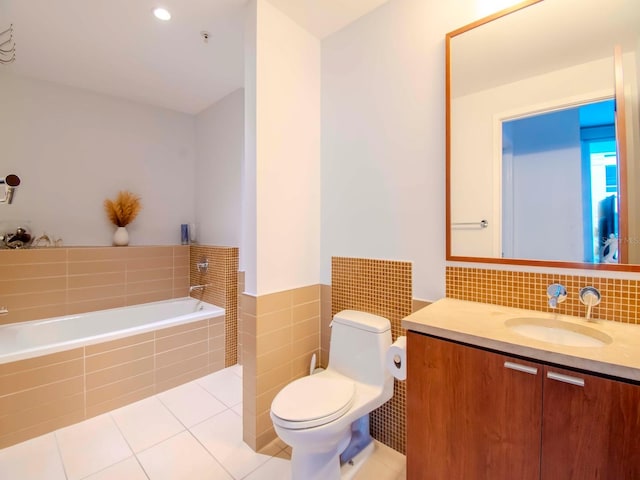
[402,298,640,382]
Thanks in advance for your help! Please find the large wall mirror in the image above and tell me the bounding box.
[446,0,640,271]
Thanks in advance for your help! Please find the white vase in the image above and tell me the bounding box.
[113,226,129,246]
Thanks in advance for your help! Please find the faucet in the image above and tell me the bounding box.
[189,284,212,293]
[546,283,567,308]
[0,306,8,316]
[579,286,601,321]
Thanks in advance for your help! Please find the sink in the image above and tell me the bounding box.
[505,317,612,347]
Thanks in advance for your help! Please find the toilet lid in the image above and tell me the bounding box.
[271,376,355,429]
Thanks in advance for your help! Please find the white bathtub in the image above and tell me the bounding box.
[0,297,225,365]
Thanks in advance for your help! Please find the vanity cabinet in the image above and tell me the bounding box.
[407,332,640,480]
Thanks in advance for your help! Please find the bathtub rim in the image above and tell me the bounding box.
[0,297,225,365]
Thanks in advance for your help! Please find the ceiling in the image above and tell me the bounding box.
[0,0,389,114]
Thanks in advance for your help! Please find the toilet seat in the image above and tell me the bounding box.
[271,376,355,430]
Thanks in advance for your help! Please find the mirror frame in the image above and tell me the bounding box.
[445,0,640,272]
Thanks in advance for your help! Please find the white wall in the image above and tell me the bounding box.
[242,0,321,296]
[195,88,244,247]
[0,73,196,246]
[321,0,477,302]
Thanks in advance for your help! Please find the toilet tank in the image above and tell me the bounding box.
[328,310,392,387]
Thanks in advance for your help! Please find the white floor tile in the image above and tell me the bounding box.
[158,381,228,427]
[370,440,405,473]
[55,414,132,480]
[243,457,292,480]
[83,456,148,480]
[354,456,399,480]
[232,402,243,416]
[111,397,185,453]
[0,433,66,480]
[137,431,232,480]
[191,410,271,479]
[229,364,243,378]
[197,369,243,407]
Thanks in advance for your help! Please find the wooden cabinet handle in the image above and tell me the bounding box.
[504,361,538,375]
[547,371,585,387]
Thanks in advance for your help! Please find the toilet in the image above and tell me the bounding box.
[270,310,394,480]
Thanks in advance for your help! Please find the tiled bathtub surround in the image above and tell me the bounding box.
[331,257,412,455]
[0,246,189,325]
[189,245,239,366]
[241,285,321,450]
[446,267,640,324]
[0,316,225,449]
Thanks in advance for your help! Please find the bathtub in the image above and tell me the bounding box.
[0,297,225,365]
[0,297,227,448]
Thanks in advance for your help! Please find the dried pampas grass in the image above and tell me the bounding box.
[104,191,142,227]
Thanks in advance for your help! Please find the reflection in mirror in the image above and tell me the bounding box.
[447,0,640,270]
[501,99,617,264]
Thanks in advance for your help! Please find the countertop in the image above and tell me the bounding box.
[402,298,640,382]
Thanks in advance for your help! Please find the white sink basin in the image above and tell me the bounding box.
[505,317,612,347]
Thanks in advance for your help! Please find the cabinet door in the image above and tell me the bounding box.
[407,332,542,480]
[542,366,640,479]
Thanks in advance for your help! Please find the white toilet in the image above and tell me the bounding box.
[270,310,394,480]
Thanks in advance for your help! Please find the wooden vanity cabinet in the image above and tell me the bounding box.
[541,365,640,479]
[407,331,640,480]
[406,332,543,480]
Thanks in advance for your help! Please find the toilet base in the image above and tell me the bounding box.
[340,440,375,480]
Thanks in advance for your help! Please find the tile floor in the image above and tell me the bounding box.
[0,365,406,480]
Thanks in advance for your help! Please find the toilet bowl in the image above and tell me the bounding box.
[270,310,394,480]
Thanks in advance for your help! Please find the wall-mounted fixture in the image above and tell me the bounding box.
[0,174,21,204]
[0,24,16,64]
[197,258,209,273]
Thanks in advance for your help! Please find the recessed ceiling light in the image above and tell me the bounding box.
[153,7,171,21]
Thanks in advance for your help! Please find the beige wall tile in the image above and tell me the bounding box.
[292,301,320,322]
[241,294,256,315]
[155,354,208,385]
[292,333,319,358]
[255,429,277,452]
[0,348,83,376]
[68,248,127,262]
[125,290,174,306]
[155,328,208,353]
[257,291,291,314]
[156,341,208,369]
[66,298,127,316]
[0,248,67,265]
[68,260,126,275]
[1,393,84,433]
[125,246,173,259]
[85,342,154,372]
[126,256,173,271]
[85,357,155,390]
[0,277,66,295]
[156,319,209,338]
[292,316,320,339]
[85,332,154,356]
[86,372,155,407]
[0,359,84,397]
[256,326,292,356]
[412,299,431,312]
[256,344,292,376]
[127,268,173,283]
[0,262,66,280]
[256,310,292,335]
[2,291,67,309]
[86,386,155,419]
[0,376,83,416]
[126,278,174,295]
[292,285,320,305]
[0,305,67,325]
[256,362,291,393]
[68,271,126,289]
[67,284,126,303]
[155,366,210,394]
[0,411,85,450]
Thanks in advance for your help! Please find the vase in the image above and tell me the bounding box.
[113,226,129,246]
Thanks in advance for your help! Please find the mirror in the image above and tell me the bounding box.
[446,0,640,270]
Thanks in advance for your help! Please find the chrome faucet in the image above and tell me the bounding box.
[0,306,8,316]
[546,283,567,308]
[189,284,212,293]
[579,286,601,321]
